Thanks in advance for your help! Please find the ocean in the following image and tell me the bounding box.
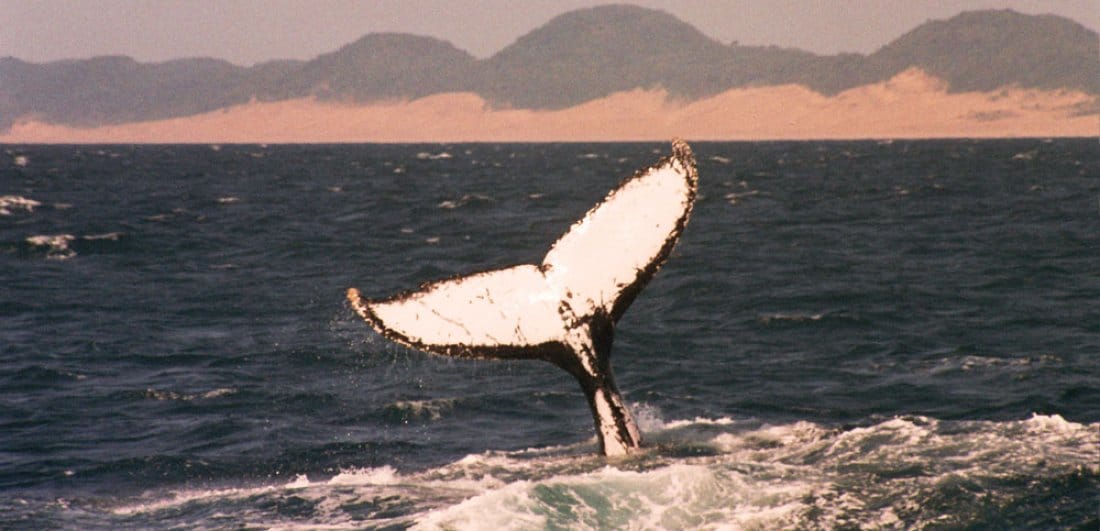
[1,140,1097,529]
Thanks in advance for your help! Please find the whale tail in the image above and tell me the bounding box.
[348,139,698,456]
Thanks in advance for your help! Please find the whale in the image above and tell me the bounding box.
[348,139,698,456]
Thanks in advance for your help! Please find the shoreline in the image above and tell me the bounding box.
[3,69,1096,144]
[3,135,1096,146]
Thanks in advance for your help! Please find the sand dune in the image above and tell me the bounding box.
[3,69,1096,143]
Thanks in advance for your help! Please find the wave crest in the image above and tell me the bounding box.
[100,413,1098,529]
[0,195,42,216]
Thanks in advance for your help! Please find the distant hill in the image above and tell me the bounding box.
[474,5,742,108]
[866,10,1099,93]
[272,33,476,102]
[1,6,1096,130]
[0,56,254,127]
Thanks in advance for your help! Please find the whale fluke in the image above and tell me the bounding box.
[348,139,698,456]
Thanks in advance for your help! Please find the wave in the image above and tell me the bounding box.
[383,398,458,423]
[24,234,76,260]
[757,311,824,324]
[93,412,1097,529]
[0,195,42,216]
[19,232,127,260]
[417,151,453,160]
[140,387,237,402]
[437,193,494,210]
[926,353,1062,374]
[81,232,123,241]
[724,190,760,205]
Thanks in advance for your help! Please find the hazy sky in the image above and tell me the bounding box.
[2,0,1097,65]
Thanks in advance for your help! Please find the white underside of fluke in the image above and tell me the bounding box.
[348,139,698,456]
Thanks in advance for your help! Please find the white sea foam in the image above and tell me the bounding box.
[103,413,1098,530]
[26,234,76,260]
[0,195,42,216]
[414,414,1098,530]
[327,466,401,486]
[83,232,123,241]
[758,311,824,324]
[414,463,810,530]
[660,416,737,430]
[389,398,457,421]
[724,190,760,205]
[112,479,290,517]
[417,151,453,160]
[437,193,493,209]
[22,232,125,260]
[142,387,237,401]
[926,353,1061,374]
[627,402,667,433]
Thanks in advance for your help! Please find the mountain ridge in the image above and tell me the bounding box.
[1,6,1096,131]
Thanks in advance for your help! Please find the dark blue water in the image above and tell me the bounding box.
[2,140,1097,529]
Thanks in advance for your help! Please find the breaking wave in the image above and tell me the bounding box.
[94,413,1097,529]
